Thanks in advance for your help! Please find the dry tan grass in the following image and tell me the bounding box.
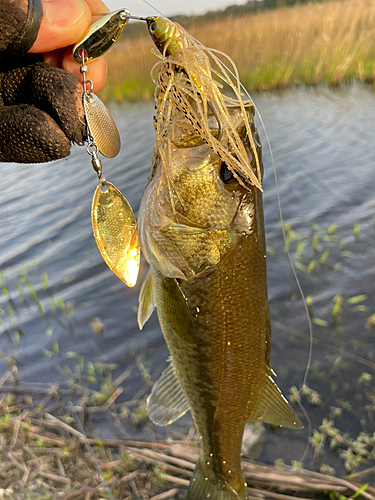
[100,0,375,101]
[1,390,374,500]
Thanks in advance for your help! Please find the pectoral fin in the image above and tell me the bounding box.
[137,270,155,330]
[252,375,303,429]
[153,269,194,342]
[147,358,190,426]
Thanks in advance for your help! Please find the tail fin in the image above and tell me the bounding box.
[186,460,245,500]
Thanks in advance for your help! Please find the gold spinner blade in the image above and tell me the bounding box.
[73,9,130,64]
[92,182,140,287]
[84,93,121,158]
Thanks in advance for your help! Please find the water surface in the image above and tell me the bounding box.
[1,86,374,474]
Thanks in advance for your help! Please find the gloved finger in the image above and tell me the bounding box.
[30,62,87,144]
[30,0,92,53]
[0,104,71,163]
[2,62,86,145]
[43,46,107,92]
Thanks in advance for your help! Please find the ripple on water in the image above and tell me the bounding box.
[1,88,374,468]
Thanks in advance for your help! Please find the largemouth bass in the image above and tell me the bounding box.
[137,17,303,500]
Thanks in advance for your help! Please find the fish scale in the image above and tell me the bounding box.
[138,16,303,500]
[138,94,302,498]
[151,221,269,494]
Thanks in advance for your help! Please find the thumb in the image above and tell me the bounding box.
[29,0,93,53]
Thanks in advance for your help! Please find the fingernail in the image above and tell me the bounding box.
[44,0,85,27]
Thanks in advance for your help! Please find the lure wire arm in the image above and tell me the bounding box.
[92,12,147,21]
[80,52,105,183]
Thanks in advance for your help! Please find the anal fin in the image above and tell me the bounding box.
[147,357,190,426]
[252,375,303,429]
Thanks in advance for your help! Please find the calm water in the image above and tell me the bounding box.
[1,86,374,473]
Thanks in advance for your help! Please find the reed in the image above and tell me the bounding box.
[100,0,375,102]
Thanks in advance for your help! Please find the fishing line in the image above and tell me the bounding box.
[193,42,314,462]
[251,100,313,464]
[142,0,165,17]
[203,45,315,388]
[149,16,314,462]
[253,108,314,388]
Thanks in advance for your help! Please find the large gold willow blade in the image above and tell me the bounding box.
[92,182,140,287]
[84,93,121,158]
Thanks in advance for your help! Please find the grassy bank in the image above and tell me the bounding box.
[99,0,375,102]
[1,388,374,500]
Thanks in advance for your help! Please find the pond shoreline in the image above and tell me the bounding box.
[1,378,374,500]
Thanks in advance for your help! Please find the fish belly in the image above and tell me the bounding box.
[151,227,270,496]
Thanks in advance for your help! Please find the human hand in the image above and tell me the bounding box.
[0,0,110,164]
[30,0,109,93]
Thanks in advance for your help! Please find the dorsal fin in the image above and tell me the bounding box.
[137,269,155,330]
[147,357,190,426]
[252,375,303,429]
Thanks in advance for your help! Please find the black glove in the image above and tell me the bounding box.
[0,0,87,163]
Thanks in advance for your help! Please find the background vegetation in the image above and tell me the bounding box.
[100,0,375,102]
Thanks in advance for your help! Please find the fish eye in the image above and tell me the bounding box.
[220,162,238,186]
[149,21,157,34]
